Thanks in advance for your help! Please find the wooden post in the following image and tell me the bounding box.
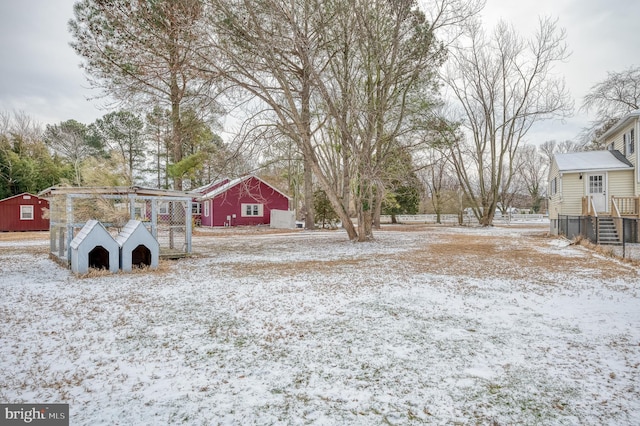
[169,201,174,250]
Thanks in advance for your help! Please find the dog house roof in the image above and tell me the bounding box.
[70,220,114,250]
[115,220,156,247]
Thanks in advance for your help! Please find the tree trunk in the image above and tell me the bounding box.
[170,73,183,190]
[303,155,315,229]
[373,189,383,230]
[341,144,350,218]
[301,46,315,230]
[302,138,358,240]
[355,176,374,241]
[479,200,497,226]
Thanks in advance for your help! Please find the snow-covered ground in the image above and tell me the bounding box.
[1,225,639,425]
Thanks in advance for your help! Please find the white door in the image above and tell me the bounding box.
[588,174,607,213]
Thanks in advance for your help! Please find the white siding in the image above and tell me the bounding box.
[560,173,584,216]
[600,113,640,191]
[608,170,635,211]
[602,119,639,193]
[548,159,562,219]
[604,122,636,166]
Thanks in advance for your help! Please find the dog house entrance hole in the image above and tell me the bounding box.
[132,244,152,268]
[89,246,110,270]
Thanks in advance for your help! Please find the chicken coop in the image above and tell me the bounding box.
[38,186,192,268]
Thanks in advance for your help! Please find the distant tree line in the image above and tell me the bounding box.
[0,111,72,200]
[0,108,243,200]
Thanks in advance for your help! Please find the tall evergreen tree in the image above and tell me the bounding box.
[69,0,218,189]
[93,110,146,186]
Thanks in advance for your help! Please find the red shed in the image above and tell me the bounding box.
[0,193,50,231]
[198,175,291,227]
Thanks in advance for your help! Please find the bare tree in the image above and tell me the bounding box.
[444,17,572,226]
[201,0,324,230]
[517,144,548,213]
[539,139,583,165]
[321,0,447,239]
[145,107,172,189]
[43,120,95,186]
[417,148,453,223]
[581,66,640,146]
[204,0,455,241]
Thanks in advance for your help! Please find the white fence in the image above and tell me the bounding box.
[501,214,545,221]
[379,214,463,224]
[379,214,546,225]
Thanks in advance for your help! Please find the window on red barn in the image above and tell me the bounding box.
[20,205,34,220]
[242,203,263,217]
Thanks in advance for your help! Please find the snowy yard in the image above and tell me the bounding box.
[1,224,639,425]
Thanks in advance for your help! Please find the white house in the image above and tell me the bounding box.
[548,109,640,242]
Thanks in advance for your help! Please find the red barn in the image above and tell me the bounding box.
[0,193,50,231]
[198,175,291,227]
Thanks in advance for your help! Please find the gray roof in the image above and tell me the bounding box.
[554,150,633,173]
[115,220,144,246]
[69,220,117,250]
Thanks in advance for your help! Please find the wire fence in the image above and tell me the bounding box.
[379,213,546,226]
[45,189,193,266]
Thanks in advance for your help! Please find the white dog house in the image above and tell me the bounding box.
[116,220,159,272]
[70,220,120,274]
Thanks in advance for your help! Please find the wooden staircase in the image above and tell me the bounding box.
[596,216,622,245]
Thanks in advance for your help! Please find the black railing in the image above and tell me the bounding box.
[556,215,640,258]
[556,215,596,242]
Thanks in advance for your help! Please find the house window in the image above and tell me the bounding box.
[192,202,201,215]
[158,202,169,215]
[589,175,603,194]
[624,129,635,155]
[550,178,557,196]
[241,203,263,217]
[132,203,146,219]
[204,201,210,217]
[20,205,34,220]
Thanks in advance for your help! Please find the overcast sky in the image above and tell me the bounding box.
[1,0,639,144]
